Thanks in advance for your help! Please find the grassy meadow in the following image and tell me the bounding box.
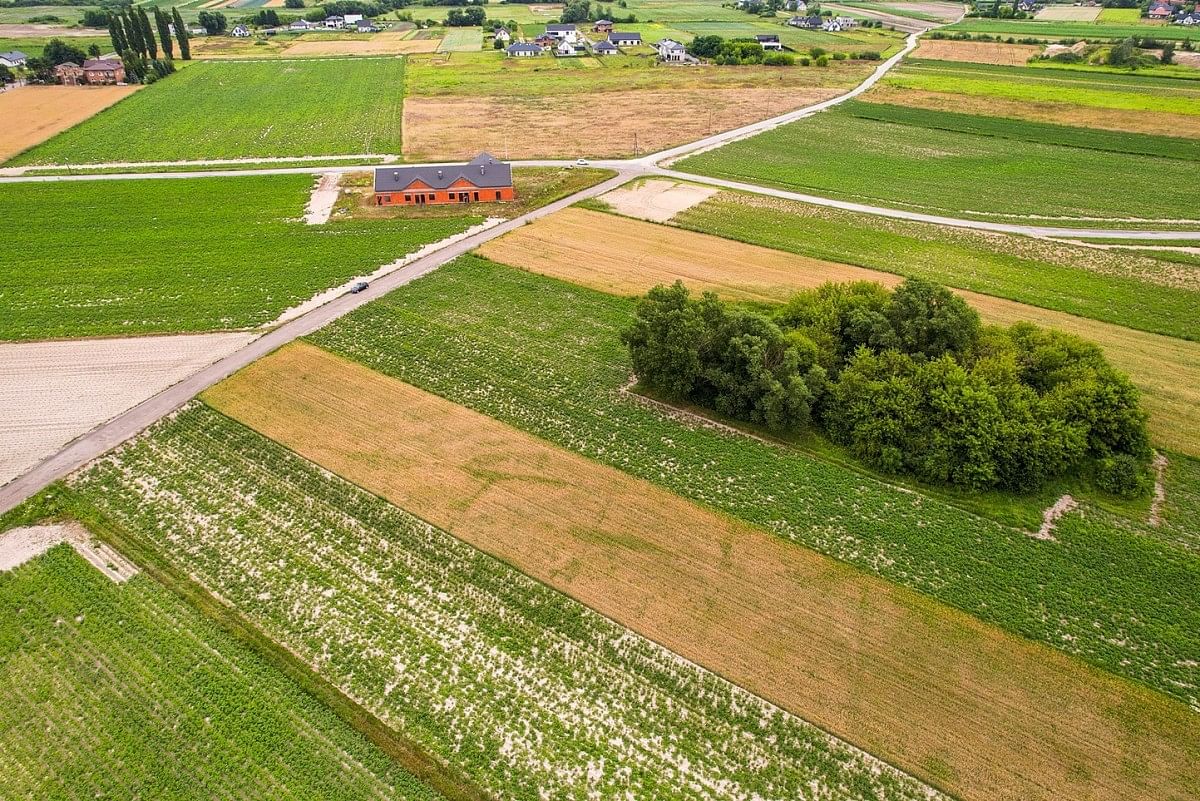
[8,58,406,165]
[0,546,441,800]
[943,16,1200,40]
[308,255,1200,713]
[0,175,477,340]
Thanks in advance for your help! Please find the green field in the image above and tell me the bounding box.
[944,16,1200,40]
[0,35,113,58]
[674,105,1200,224]
[71,401,944,801]
[309,255,1200,709]
[0,546,440,800]
[885,59,1200,117]
[8,58,406,165]
[0,5,102,23]
[0,175,476,340]
[1097,7,1143,23]
[662,189,1200,342]
[436,25,482,52]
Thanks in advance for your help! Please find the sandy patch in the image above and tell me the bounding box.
[304,172,341,225]
[0,522,138,581]
[477,206,1200,456]
[600,179,718,223]
[204,341,1200,801]
[0,332,256,486]
[915,39,1042,66]
[1035,494,1077,540]
[283,33,439,56]
[402,87,842,160]
[1035,5,1101,20]
[0,84,139,163]
[866,85,1200,138]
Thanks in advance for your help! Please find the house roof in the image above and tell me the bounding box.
[595,18,613,24]
[83,58,122,70]
[508,42,543,53]
[546,23,576,31]
[55,61,80,69]
[0,50,26,60]
[595,40,618,49]
[609,31,641,39]
[755,34,780,41]
[375,154,513,193]
[656,38,685,49]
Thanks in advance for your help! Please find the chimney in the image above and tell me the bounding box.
[480,165,486,175]
[437,169,444,178]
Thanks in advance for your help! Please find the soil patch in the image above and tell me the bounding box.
[0,84,139,163]
[205,341,1200,801]
[283,34,439,56]
[477,206,1200,456]
[0,522,138,581]
[600,178,718,222]
[915,39,1042,66]
[402,87,842,160]
[1035,5,1101,20]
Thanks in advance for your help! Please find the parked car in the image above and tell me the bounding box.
[575,158,590,166]
[349,281,370,294]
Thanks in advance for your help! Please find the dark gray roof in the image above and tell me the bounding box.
[595,40,618,49]
[0,50,26,60]
[546,23,576,31]
[374,153,513,193]
[755,34,779,41]
[608,31,641,40]
[507,42,542,53]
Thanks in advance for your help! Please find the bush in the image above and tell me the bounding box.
[815,54,829,66]
[857,51,881,60]
[831,51,846,60]
[798,55,810,65]
[762,52,794,66]
[1095,454,1153,499]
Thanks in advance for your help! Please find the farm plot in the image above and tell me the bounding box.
[436,26,481,52]
[1035,5,1101,21]
[913,38,1043,65]
[0,176,476,340]
[8,59,406,165]
[480,205,1200,455]
[942,17,1196,40]
[202,342,1200,801]
[675,105,1200,225]
[74,401,948,801]
[0,546,440,800]
[308,255,1200,716]
[0,84,138,163]
[282,32,440,56]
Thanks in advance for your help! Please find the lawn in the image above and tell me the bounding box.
[1098,7,1143,22]
[0,175,477,340]
[0,35,112,58]
[72,400,946,801]
[308,256,1200,716]
[436,25,482,51]
[0,545,441,800]
[674,104,1200,224]
[8,58,406,165]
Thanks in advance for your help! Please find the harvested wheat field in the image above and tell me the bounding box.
[0,331,255,486]
[283,33,439,56]
[477,206,1200,455]
[205,342,1200,801]
[402,88,841,160]
[914,39,1042,66]
[1036,4,1101,19]
[867,85,1200,137]
[0,85,138,162]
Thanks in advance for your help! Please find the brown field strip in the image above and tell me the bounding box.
[866,85,1200,137]
[476,207,1200,456]
[402,88,840,160]
[0,85,138,162]
[205,342,1200,801]
[914,39,1043,66]
[283,35,439,56]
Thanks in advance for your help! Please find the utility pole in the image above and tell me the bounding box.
[633,131,639,156]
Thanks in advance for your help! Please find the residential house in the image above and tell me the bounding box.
[230,24,251,37]
[1148,2,1175,18]
[0,50,26,68]
[822,17,852,30]
[1179,9,1200,22]
[545,23,577,38]
[787,0,807,11]
[494,27,512,42]
[374,153,515,206]
[593,18,613,32]
[343,13,363,26]
[789,15,823,28]
[755,33,783,50]
[355,18,376,31]
[1016,0,1038,11]
[53,62,85,85]
[594,39,619,54]
[654,38,688,61]
[324,15,345,28]
[833,15,858,27]
[555,39,587,56]
[533,32,558,47]
[82,57,124,84]
[289,19,315,30]
[608,31,641,45]
[507,42,543,56]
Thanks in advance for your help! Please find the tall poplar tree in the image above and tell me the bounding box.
[138,7,158,59]
[154,7,174,59]
[123,8,145,57]
[171,7,190,59]
[108,14,127,54]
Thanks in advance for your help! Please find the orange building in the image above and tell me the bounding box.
[374,153,515,206]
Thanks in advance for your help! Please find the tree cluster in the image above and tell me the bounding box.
[105,5,189,73]
[687,35,794,65]
[624,279,1151,495]
[445,5,485,24]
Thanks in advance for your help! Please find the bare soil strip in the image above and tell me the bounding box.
[283,35,439,56]
[600,179,718,222]
[205,342,1200,801]
[0,85,139,163]
[914,39,1043,66]
[0,522,138,582]
[476,207,1200,456]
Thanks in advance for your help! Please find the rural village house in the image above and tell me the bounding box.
[0,50,26,68]
[556,40,587,56]
[324,15,345,28]
[1148,1,1174,18]
[593,19,614,32]
[54,58,126,85]
[594,39,619,54]
[655,38,691,62]
[789,15,823,28]
[508,42,543,56]
[756,33,783,50]
[545,23,577,38]
[534,32,558,47]
[494,27,512,42]
[230,24,250,37]
[608,31,642,46]
[374,153,515,206]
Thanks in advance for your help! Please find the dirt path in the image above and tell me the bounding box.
[0,521,138,581]
[303,172,341,225]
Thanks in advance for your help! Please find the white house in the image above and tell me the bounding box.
[506,42,542,57]
[289,19,315,30]
[343,13,363,26]
[324,15,344,28]
[545,23,576,39]
[594,39,619,54]
[0,50,27,68]
[230,24,250,37]
[555,39,586,56]
[756,34,782,50]
[494,27,512,42]
[608,31,641,46]
[654,38,688,61]
[834,15,859,27]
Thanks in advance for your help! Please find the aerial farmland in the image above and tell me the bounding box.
[1,0,1198,799]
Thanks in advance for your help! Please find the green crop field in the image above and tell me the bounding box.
[309,256,1200,709]
[1097,7,1143,22]
[436,26,482,52]
[0,175,476,340]
[663,189,1200,342]
[0,546,440,800]
[885,59,1200,117]
[71,402,945,801]
[674,105,1200,224]
[943,16,1199,40]
[0,35,113,58]
[8,58,406,165]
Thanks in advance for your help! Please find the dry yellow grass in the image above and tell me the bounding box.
[282,34,439,56]
[205,342,1200,801]
[914,39,1043,66]
[867,85,1200,137]
[402,87,841,160]
[477,207,1200,455]
[0,84,138,162]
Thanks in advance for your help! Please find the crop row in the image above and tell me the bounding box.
[0,546,437,800]
[309,255,1200,709]
[71,403,947,801]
